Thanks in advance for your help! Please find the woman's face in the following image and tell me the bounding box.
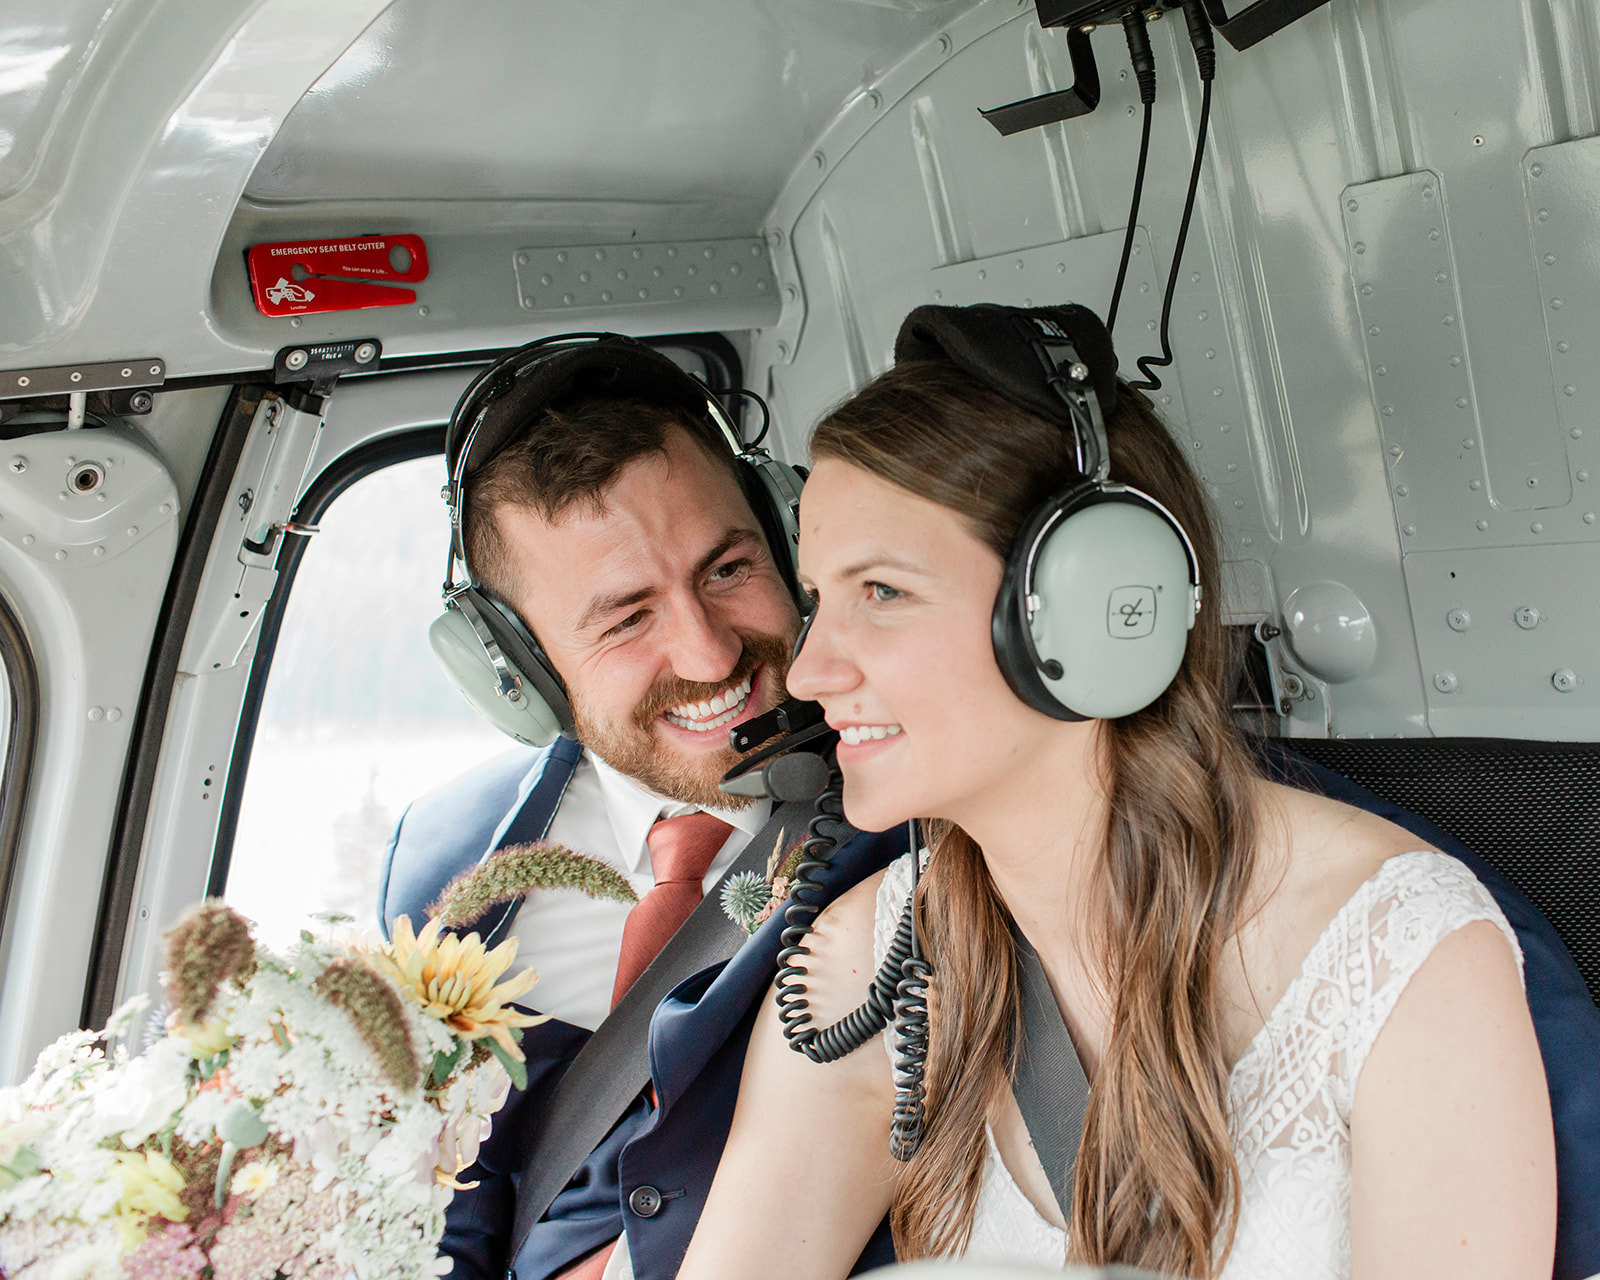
[786,458,1045,834]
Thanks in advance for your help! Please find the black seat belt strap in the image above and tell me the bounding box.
[1010,925,1090,1225]
[508,797,837,1262]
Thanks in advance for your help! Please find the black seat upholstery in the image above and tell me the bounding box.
[1282,737,1599,1007]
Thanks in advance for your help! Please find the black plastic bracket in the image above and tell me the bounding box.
[981,26,1101,136]
[1199,0,1333,50]
[272,337,381,396]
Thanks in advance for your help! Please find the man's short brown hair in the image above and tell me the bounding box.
[462,396,743,604]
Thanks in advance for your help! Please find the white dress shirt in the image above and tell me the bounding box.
[503,748,769,1031]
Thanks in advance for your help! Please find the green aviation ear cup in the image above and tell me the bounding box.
[431,334,806,748]
[993,485,1199,722]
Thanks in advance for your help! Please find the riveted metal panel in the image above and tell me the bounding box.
[1406,544,1600,738]
[511,239,777,320]
[1525,137,1600,539]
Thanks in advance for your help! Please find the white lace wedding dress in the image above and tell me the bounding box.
[872,849,1522,1279]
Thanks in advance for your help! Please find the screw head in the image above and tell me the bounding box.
[1515,606,1541,630]
[1447,609,1471,632]
[285,348,309,371]
[8,457,24,474]
[1433,671,1459,693]
[353,342,378,365]
[1553,669,1579,693]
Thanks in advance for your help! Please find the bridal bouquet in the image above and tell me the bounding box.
[0,901,544,1280]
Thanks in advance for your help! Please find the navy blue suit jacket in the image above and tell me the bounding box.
[382,739,1600,1280]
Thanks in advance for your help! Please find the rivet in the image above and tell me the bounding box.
[1376,365,1388,376]
[1354,242,1366,254]
[53,550,65,561]
[1429,228,1441,240]
[540,274,553,286]
[1586,512,1597,524]
[1433,671,1458,693]
[1449,355,1461,367]
[1552,298,1565,310]
[1477,519,1489,530]
[1537,209,1550,222]
[1361,285,1373,296]
[1241,536,1253,546]
[1368,325,1380,336]
[1234,499,1245,509]
[20,535,33,546]
[1016,259,1025,270]
[523,296,536,308]
[418,306,429,317]
[159,502,172,516]
[1382,405,1394,416]
[1347,199,1359,212]
[1545,254,1557,266]
[578,271,590,283]
[1198,309,1209,321]
[978,269,987,280]
[601,290,613,302]
[938,32,951,53]
[1422,185,1435,198]
[516,252,529,266]
[1456,397,1469,408]
[1448,609,1471,632]
[1403,524,1416,536]
[1558,341,1570,353]
[1390,445,1402,457]
[70,371,81,383]
[1435,271,1448,283]
[1396,485,1409,496]
[1530,162,1542,175]
[1205,348,1216,360]
[1580,470,1591,482]
[557,251,569,262]
[88,706,104,721]
[290,317,302,327]
[616,269,628,280]
[1443,314,1455,325]
[1463,439,1476,449]
[120,367,131,378]
[673,286,685,298]
[1529,476,1540,487]
[563,294,575,304]
[1469,479,1482,491]
[776,341,791,359]
[596,248,607,261]
[93,545,104,557]
[812,151,827,169]
[1566,386,1577,397]
[1532,521,1545,533]
[1212,387,1223,397]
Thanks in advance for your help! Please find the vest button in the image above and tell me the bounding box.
[628,1185,663,1218]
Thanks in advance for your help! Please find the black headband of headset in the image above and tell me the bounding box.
[893,302,1119,427]
[446,337,728,483]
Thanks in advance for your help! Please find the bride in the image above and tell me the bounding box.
[678,303,1554,1279]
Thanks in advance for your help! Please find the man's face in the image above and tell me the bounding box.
[495,427,801,807]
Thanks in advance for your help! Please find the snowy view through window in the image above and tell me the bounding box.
[227,455,511,948]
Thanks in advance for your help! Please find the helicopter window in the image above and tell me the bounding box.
[223,453,508,948]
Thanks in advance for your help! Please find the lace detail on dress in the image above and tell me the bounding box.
[868,849,1521,1280]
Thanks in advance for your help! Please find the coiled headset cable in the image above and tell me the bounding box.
[770,771,932,1159]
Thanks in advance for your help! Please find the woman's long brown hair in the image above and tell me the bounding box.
[811,360,1260,1277]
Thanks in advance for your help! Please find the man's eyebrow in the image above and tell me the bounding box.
[574,527,761,635]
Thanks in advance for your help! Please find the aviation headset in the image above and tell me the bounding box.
[892,302,1202,721]
[430,333,807,747]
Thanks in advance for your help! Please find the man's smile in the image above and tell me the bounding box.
[663,673,755,732]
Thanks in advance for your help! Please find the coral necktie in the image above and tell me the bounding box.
[609,810,733,1009]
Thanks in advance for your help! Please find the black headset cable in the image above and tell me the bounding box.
[1130,0,1216,392]
[1106,8,1158,334]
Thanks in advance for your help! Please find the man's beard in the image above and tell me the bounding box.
[570,630,793,810]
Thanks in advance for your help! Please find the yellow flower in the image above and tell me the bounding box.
[231,1159,279,1197]
[114,1149,187,1232]
[371,916,546,1060]
[166,1012,235,1059]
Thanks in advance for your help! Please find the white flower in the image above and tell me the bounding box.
[86,1037,188,1146]
[41,1231,123,1280]
[231,1159,280,1196]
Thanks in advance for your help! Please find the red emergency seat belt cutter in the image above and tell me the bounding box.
[247,235,429,317]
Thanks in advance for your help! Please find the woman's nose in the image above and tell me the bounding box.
[784,606,858,701]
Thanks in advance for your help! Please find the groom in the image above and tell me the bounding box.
[382,335,1600,1280]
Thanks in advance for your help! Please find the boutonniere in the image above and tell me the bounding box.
[719,830,809,934]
